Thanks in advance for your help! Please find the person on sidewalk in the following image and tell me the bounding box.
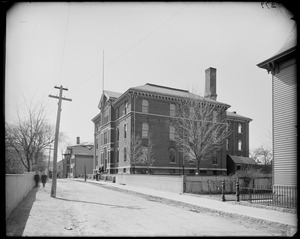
[41,172,47,188]
[34,171,40,187]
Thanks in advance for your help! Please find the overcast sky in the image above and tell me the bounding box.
[5,2,294,161]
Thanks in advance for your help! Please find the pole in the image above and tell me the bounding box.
[48,144,51,179]
[49,85,71,197]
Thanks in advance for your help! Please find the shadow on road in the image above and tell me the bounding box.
[55,196,144,210]
[6,186,39,236]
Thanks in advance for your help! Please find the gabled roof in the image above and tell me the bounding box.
[226,111,252,121]
[257,24,296,71]
[104,90,122,99]
[98,90,122,109]
[228,155,257,165]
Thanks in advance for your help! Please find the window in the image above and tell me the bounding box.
[101,152,104,164]
[226,139,229,150]
[170,103,176,117]
[100,133,103,145]
[104,131,108,144]
[104,108,109,122]
[124,147,127,161]
[124,124,127,138]
[212,152,218,165]
[116,127,119,141]
[116,149,119,163]
[142,100,149,113]
[238,139,242,151]
[189,106,195,117]
[169,125,175,140]
[142,147,148,160]
[142,123,149,138]
[125,101,128,115]
[169,148,176,163]
[123,168,126,173]
[237,165,241,171]
[104,148,107,161]
[226,122,229,132]
[213,111,218,123]
[238,123,242,134]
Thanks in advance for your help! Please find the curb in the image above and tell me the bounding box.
[76,179,295,235]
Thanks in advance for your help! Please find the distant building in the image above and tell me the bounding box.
[63,137,94,178]
[92,68,252,175]
[57,160,63,178]
[257,24,297,188]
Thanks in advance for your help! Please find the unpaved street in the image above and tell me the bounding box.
[19,179,282,236]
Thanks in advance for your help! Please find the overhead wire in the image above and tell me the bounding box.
[72,2,191,93]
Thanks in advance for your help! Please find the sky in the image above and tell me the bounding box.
[5,2,295,161]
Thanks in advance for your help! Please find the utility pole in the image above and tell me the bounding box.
[49,85,71,197]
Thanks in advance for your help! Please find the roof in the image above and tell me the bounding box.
[257,24,296,70]
[228,155,257,165]
[126,83,230,107]
[65,144,94,156]
[104,90,122,99]
[226,111,252,121]
[98,90,122,109]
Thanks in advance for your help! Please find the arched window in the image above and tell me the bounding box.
[124,124,127,138]
[124,147,127,161]
[169,125,175,140]
[170,103,176,117]
[142,123,149,138]
[169,148,176,163]
[142,100,149,113]
[238,123,242,134]
[238,139,242,151]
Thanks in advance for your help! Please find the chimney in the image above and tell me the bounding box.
[204,67,217,100]
[76,137,80,144]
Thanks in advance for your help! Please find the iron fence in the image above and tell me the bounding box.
[228,183,297,209]
[239,186,273,206]
[272,185,297,209]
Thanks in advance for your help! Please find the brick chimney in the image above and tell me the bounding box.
[204,67,217,100]
[76,137,80,144]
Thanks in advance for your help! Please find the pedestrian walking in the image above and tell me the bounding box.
[41,172,47,188]
[34,171,40,187]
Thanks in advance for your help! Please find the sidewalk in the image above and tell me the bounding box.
[77,178,297,233]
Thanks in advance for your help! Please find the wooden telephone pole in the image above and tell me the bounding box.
[49,85,71,197]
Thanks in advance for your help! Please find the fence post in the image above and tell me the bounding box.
[236,179,240,202]
[221,179,225,202]
[182,175,186,194]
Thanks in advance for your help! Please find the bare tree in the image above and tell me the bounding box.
[172,96,231,175]
[128,134,144,174]
[140,134,155,174]
[250,145,273,167]
[5,102,55,172]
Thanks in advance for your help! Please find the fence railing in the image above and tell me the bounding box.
[272,185,297,209]
[221,179,297,209]
[239,186,273,205]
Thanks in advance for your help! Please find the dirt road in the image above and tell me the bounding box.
[7,179,283,236]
